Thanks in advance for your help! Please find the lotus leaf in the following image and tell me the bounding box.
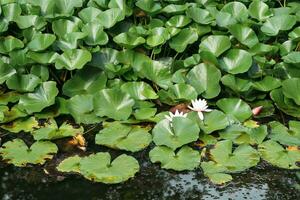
[63,67,107,97]
[18,81,58,114]
[198,110,229,134]
[27,34,56,51]
[95,121,152,152]
[6,74,41,92]
[94,88,135,120]
[55,49,92,70]
[79,153,139,184]
[0,139,58,167]
[149,146,200,171]
[121,81,158,100]
[199,35,231,57]
[259,140,300,169]
[186,63,221,98]
[32,119,84,141]
[1,116,39,133]
[261,15,297,36]
[152,117,200,150]
[216,98,252,122]
[269,121,300,146]
[220,49,253,74]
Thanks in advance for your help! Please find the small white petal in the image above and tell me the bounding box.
[198,112,204,120]
[205,108,213,112]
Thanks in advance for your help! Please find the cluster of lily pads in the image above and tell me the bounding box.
[0,0,300,184]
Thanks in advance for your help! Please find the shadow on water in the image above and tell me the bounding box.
[0,156,299,200]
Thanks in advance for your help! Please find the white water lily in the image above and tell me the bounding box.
[165,110,187,122]
[188,99,212,120]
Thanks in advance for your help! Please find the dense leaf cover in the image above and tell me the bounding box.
[0,0,300,184]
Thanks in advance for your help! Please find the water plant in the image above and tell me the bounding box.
[0,0,300,186]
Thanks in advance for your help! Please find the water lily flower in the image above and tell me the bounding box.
[165,109,187,122]
[188,99,212,120]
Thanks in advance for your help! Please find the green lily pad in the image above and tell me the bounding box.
[152,117,200,150]
[1,116,39,133]
[186,63,221,98]
[0,36,24,53]
[198,110,229,134]
[186,7,214,25]
[32,119,84,141]
[259,140,300,169]
[113,32,145,49]
[82,22,109,46]
[248,0,272,21]
[97,8,124,29]
[67,94,102,124]
[221,74,252,93]
[283,52,300,64]
[120,81,158,100]
[252,76,281,92]
[18,81,59,114]
[56,155,81,173]
[95,121,152,152]
[201,161,233,185]
[27,33,56,51]
[6,74,41,92]
[149,146,200,171]
[62,67,107,97]
[269,121,300,146]
[228,24,258,48]
[199,35,231,57]
[0,61,16,84]
[261,15,297,36]
[210,140,260,172]
[0,139,58,167]
[169,28,198,53]
[282,78,300,105]
[79,153,139,184]
[216,98,252,122]
[94,88,135,120]
[220,49,253,74]
[55,49,92,70]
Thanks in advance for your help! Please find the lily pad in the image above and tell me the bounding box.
[55,49,92,70]
[259,140,300,169]
[94,88,135,120]
[56,155,81,173]
[1,116,39,133]
[79,153,139,184]
[32,119,84,141]
[186,63,221,98]
[198,110,229,134]
[18,81,59,114]
[152,117,200,150]
[220,49,253,74]
[0,139,58,167]
[95,121,152,152]
[216,98,252,122]
[149,146,200,171]
[199,35,231,57]
[261,15,297,36]
[269,121,300,146]
[282,78,300,105]
[120,81,158,100]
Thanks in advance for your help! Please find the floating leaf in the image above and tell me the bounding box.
[149,146,200,171]
[6,74,41,92]
[27,33,56,51]
[152,117,200,150]
[55,49,92,70]
[121,81,158,100]
[220,49,253,74]
[0,139,58,167]
[18,81,59,114]
[1,116,39,133]
[261,15,297,36]
[169,28,198,53]
[198,110,229,134]
[259,140,300,169]
[32,119,84,141]
[199,35,231,57]
[79,153,139,184]
[186,7,214,25]
[282,78,300,105]
[82,22,108,46]
[57,155,81,173]
[186,63,221,98]
[269,121,300,146]
[95,121,152,152]
[216,98,252,122]
[94,88,135,120]
[228,24,258,48]
[63,67,107,97]
[248,0,272,21]
[0,36,24,53]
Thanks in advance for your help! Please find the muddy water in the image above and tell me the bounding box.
[0,157,299,200]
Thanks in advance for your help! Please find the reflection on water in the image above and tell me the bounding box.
[0,159,299,200]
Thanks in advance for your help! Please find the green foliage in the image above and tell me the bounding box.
[1,0,300,185]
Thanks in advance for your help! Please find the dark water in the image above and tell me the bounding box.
[0,158,299,200]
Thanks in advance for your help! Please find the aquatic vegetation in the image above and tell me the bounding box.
[0,0,300,185]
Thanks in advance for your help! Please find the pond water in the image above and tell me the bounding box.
[1,153,299,200]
